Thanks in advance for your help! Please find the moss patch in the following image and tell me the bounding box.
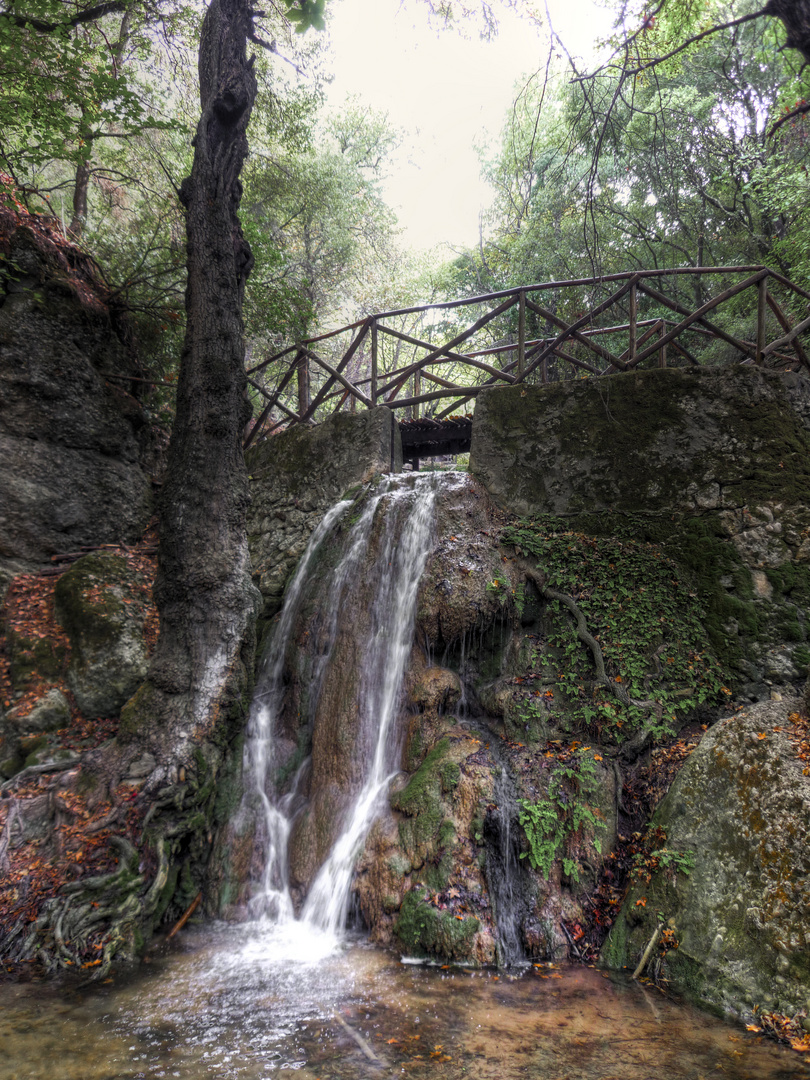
[394,886,480,960]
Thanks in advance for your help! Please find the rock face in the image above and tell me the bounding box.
[0,213,154,598]
[246,407,402,627]
[602,698,810,1020]
[471,369,810,700]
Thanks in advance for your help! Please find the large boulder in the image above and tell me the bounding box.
[602,697,810,1019]
[54,553,151,718]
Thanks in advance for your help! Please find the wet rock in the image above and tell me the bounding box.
[415,472,506,648]
[246,408,402,623]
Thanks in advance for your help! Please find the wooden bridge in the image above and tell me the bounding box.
[243,265,810,454]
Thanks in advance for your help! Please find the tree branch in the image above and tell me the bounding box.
[0,0,129,33]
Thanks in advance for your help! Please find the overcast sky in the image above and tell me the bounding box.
[324,0,613,251]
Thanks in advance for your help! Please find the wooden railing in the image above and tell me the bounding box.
[244,266,810,449]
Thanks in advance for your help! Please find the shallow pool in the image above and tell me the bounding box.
[0,921,805,1079]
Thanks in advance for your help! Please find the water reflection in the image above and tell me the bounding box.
[0,923,805,1079]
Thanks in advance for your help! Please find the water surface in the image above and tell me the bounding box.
[0,922,805,1080]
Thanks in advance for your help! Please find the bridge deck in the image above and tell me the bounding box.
[399,416,472,467]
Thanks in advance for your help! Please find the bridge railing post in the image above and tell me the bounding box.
[628,282,637,364]
[658,320,667,367]
[371,319,378,407]
[296,347,310,415]
[757,277,767,364]
[518,289,526,377]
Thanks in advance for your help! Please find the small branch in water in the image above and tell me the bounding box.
[631,923,662,980]
[166,891,202,940]
[559,920,583,961]
[333,1012,385,1065]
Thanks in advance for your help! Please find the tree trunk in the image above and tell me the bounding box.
[145,0,259,769]
[69,107,92,236]
[121,0,260,779]
[0,0,263,979]
[766,0,810,66]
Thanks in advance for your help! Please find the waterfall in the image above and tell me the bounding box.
[241,499,351,921]
[302,476,438,934]
[483,761,529,966]
[242,474,438,937]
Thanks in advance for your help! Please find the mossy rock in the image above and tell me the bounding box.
[394,886,480,961]
[392,738,453,852]
[601,698,810,1019]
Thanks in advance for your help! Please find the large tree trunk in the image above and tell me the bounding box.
[10,0,264,979]
[136,0,259,773]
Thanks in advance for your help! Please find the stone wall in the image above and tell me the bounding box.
[0,216,154,599]
[246,407,402,623]
[470,368,810,698]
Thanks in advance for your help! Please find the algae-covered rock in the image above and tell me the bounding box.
[54,553,150,717]
[353,728,499,964]
[394,886,480,961]
[470,370,810,694]
[471,368,810,519]
[601,697,810,1019]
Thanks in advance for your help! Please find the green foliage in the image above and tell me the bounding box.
[486,578,525,616]
[630,825,695,883]
[283,0,327,33]
[518,747,606,881]
[0,0,182,177]
[448,1,810,351]
[503,520,729,743]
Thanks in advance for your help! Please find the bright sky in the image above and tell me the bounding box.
[324,0,613,251]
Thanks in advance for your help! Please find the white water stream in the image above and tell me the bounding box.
[240,499,352,922]
[242,473,438,943]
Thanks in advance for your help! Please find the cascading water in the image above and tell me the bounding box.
[483,761,530,966]
[241,473,439,941]
[240,499,352,921]
[302,476,438,934]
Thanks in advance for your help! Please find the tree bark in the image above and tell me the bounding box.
[0,0,265,979]
[766,0,810,66]
[124,0,260,780]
